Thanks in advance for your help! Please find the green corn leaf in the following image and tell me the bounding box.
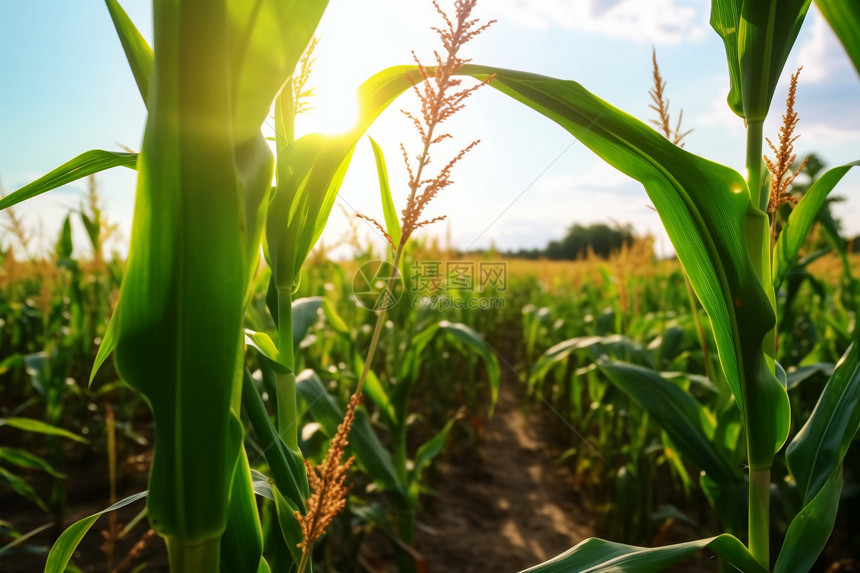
[270,484,304,568]
[241,369,309,505]
[317,301,398,426]
[786,342,860,503]
[399,321,500,416]
[295,369,404,499]
[773,161,860,288]
[529,336,604,384]
[244,329,287,373]
[267,65,430,291]
[519,534,766,573]
[0,151,137,212]
[0,522,54,559]
[44,491,147,573]
[55,215,73,260]
[0,466,48,511]
[598,361,739,484]
[408,418,455,503]
[80,211,100,253]
[352,354,398,428]
[292,297,324,352]
[220,444,264,573]
[227,1,329,143]
[368,136,402,248]
[104,0,152,106]
[774,465,842,573]
[250,469,275,501]
[0,417,87,443]
[454,64,788,469]
[89,307,119,387]
[786,362,835,391]
[815,0,860,78]
[0,447,65,478]
[438,321,501,416]
[112,2,250,544]
[710,0,745,117]
[738,1,811,123]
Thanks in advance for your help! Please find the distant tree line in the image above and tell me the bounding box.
[507,223,635,260]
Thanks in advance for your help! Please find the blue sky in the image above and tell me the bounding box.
[1,0,859,258]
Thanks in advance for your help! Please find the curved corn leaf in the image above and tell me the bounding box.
[0,466,47,511]
[598,361,738,484]
[0,151,137,212]
[454,64,788,469]
[250,469,275,501]
[241,369,309,505]
[773,161,860,288]
[786,362,835,391]
[227,1,329,143]
[520,534,766,573]
[710,0,744,117]
[529,336,602,383]
[0,447,64,478]
[774,464,842,573]
[438,321,501,415]
[408,418,455,503]
[104,0,152,105]
[244,329,286,372]
[402,321,501,416]
[295,369,405,500]
[221,445,264,573]
[815,0,860,77]
[270,484,304,568]
[786,342,860,503]
[742,1,812,122]
[44,491,147,573]
[89,307,119,387]
[368,136,402,248]
[0,522,54,558]
[711,0,810,121]
[267,65,428,291]
[0,417,87,443]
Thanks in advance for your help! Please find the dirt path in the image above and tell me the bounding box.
[418,372,595,572]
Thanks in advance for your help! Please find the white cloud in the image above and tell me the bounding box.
[801,122,860,146]
[794,6,853,83]
[493,0,706,44]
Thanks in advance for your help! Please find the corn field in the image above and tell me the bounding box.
[1,1,860,572]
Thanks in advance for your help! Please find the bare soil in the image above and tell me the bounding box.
[417,374,594,572]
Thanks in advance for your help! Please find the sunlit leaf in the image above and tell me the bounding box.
[0,151,137,212]
[44,491,147,573]
[773,161,860,288]
[520,534,765,573]
[786,342,860,503]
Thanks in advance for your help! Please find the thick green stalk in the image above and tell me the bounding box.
[745,118,773,569]
[276,287,298,450]
[749,468,771,566]
[747,121,766,212]
[166,537,220,572]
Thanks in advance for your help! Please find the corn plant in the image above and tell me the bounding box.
[402,0,858,570]
[0,0,490,570]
